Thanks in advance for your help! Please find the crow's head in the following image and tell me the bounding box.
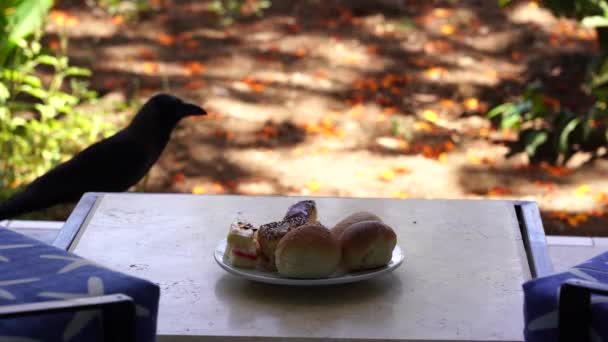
[129,93,207,132]
[150,93,206,119]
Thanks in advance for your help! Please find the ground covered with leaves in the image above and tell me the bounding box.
[44,0,608,235]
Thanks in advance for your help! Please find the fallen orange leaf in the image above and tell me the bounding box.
[182,61,205,76]
[484,69,498,81]
[487,186,513,196]
[439,99,455,108]
[49,39,59,51]
[192,185,206,194]
[440,24,456,35]
[594,192,608,203]
[139,49,157,59]
[479,127,490,137]
[213,182,225,193]
[347,105,364,118]
[390,87,402,95]
[172,173,185,184]
[365,79,378,91]
[379,169,395,182]
[306,180,321,192]
[335,128,346,140]
[433,8,452,18]
[178,32,194,41]
[383,106,398,114]
[66,17,79,27]
[464,98,479,111]
[567,213,588,227]
[50,10,67,26]
[540,163,573,177]
[511,51,523,61]
[391,191,409,199]
[422,109,438,123]
[425,67,447,80]
[393,165,412,174]
[294,48,306,57]
[413,121,434,132]
[111,15,124,25]
[424,40,452,53]
[142,61,159,74]
[467,153,482,165]
[574,184,592,197]
[543,95,561,111]
[185,40,199,49]
[321,117,334,128]
[438,153,448,163]
[158,33,175,46]
[381,74,397,88]
[251,83,266,92]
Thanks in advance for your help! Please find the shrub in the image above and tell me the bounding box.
[0,0,115,199]
[210,0,271,26]
[491,0,608,165]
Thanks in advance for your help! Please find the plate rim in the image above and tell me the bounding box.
[214,238,405,286]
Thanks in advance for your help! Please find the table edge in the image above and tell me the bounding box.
[514,201,554,278]
[52,192,101,250]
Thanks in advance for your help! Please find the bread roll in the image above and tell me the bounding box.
[275,223,341,278]
[340,220,396,272]
[331,211,382,239]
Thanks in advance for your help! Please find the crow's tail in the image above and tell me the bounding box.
[0,192,40,221]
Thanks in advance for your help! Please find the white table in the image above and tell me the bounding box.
[54,193,553,342]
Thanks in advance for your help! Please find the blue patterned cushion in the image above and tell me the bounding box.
[523,251,608,341]
[0,227,160,341]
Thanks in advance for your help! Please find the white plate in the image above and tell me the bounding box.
[214,239,405,286]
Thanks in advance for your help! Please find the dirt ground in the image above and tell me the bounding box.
[43,0,607,236]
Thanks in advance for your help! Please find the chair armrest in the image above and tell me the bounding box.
[0,294,135,342]
[559,279,608,342]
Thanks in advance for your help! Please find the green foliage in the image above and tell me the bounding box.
[498,0,608,27]
[210,0,271,26]
[0,0,52,66]
[488,82,607,165]
[0,0,115,199]
[491,0,608,165]
[86,0,151,20]
[390,117,414,142]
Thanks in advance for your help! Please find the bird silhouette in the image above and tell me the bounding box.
[0,93,206,220]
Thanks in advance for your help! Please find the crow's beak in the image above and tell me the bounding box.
[180,102,207,117]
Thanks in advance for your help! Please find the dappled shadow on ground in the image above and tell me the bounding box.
[27,0,606,234]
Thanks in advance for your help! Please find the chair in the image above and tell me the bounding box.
[0,227,160,341]
[523,251,608,342]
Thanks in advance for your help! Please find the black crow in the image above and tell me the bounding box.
[0,93,206,220]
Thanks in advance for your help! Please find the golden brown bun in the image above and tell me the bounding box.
[275,223,341,278]
[340,220,397,272]
[331,211,382,239]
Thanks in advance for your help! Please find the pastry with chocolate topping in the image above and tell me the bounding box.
[257,200,317,270]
